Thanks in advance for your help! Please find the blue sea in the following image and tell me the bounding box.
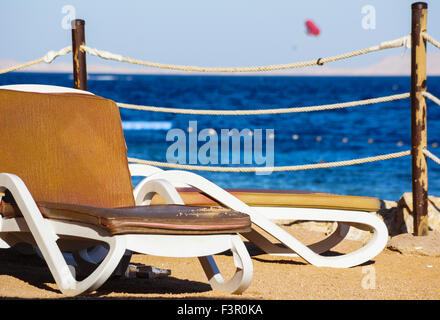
[2,73,440,201]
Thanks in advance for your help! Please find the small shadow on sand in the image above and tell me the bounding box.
[252,257,307,266]
[0,248,59,293]
[87,276,212,297]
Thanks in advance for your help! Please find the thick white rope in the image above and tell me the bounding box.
[0,34,411,75]
[0,46,72,74]
[117,92,410,115]
[423,91,440,106]
[422,32,440,50]
[81,35,409,73]
[127,150,411,172]
[423,149,440,166]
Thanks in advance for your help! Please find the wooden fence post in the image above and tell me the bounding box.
[71,19,88,90]
[411,2,428,236]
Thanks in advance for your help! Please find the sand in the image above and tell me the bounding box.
[0,224,439,300]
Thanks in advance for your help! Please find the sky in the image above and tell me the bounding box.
[1,0,439,74]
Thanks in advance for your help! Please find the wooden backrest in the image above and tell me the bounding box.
[0,89,135,208]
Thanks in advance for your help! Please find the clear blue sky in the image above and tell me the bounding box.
[0,0,439,68]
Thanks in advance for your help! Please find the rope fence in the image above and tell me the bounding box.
[0,34,410,75]
[79,35,410,73]
[0,33,439,76]
[424,149,440,166]
[423,32,440,50]
[0,46,72,74]
[124,91,440,172]
[423,91,440,106]
[1,29,440,174]
[128,150,412,172]
[117,92,410,115]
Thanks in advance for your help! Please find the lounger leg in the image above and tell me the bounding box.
[243,222,350,257]
[0,173,127,296]
[242,228,295,255]
[241,204,388,268]
[72,246,132,278]
[307,222,350,254]
[0,236,9,249]
[134,178,253,292]
[198,235,253,294]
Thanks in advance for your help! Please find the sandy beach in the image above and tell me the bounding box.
[0,224,438,300]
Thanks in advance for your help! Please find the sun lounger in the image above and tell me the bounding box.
[129,165,389,268]
[0,85,253,296]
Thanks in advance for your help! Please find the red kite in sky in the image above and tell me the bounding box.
[305,20,320,36]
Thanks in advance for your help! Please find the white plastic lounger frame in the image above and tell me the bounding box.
[130,165,389,268]
[0,174,252,295]
[0,85,253,296]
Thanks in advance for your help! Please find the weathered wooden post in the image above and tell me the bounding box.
[71,19,88,90]
[411,2,428,236]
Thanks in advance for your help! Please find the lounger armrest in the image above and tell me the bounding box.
[129,164,190,193]
[128,163,163,178]
[133,178,185,206]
